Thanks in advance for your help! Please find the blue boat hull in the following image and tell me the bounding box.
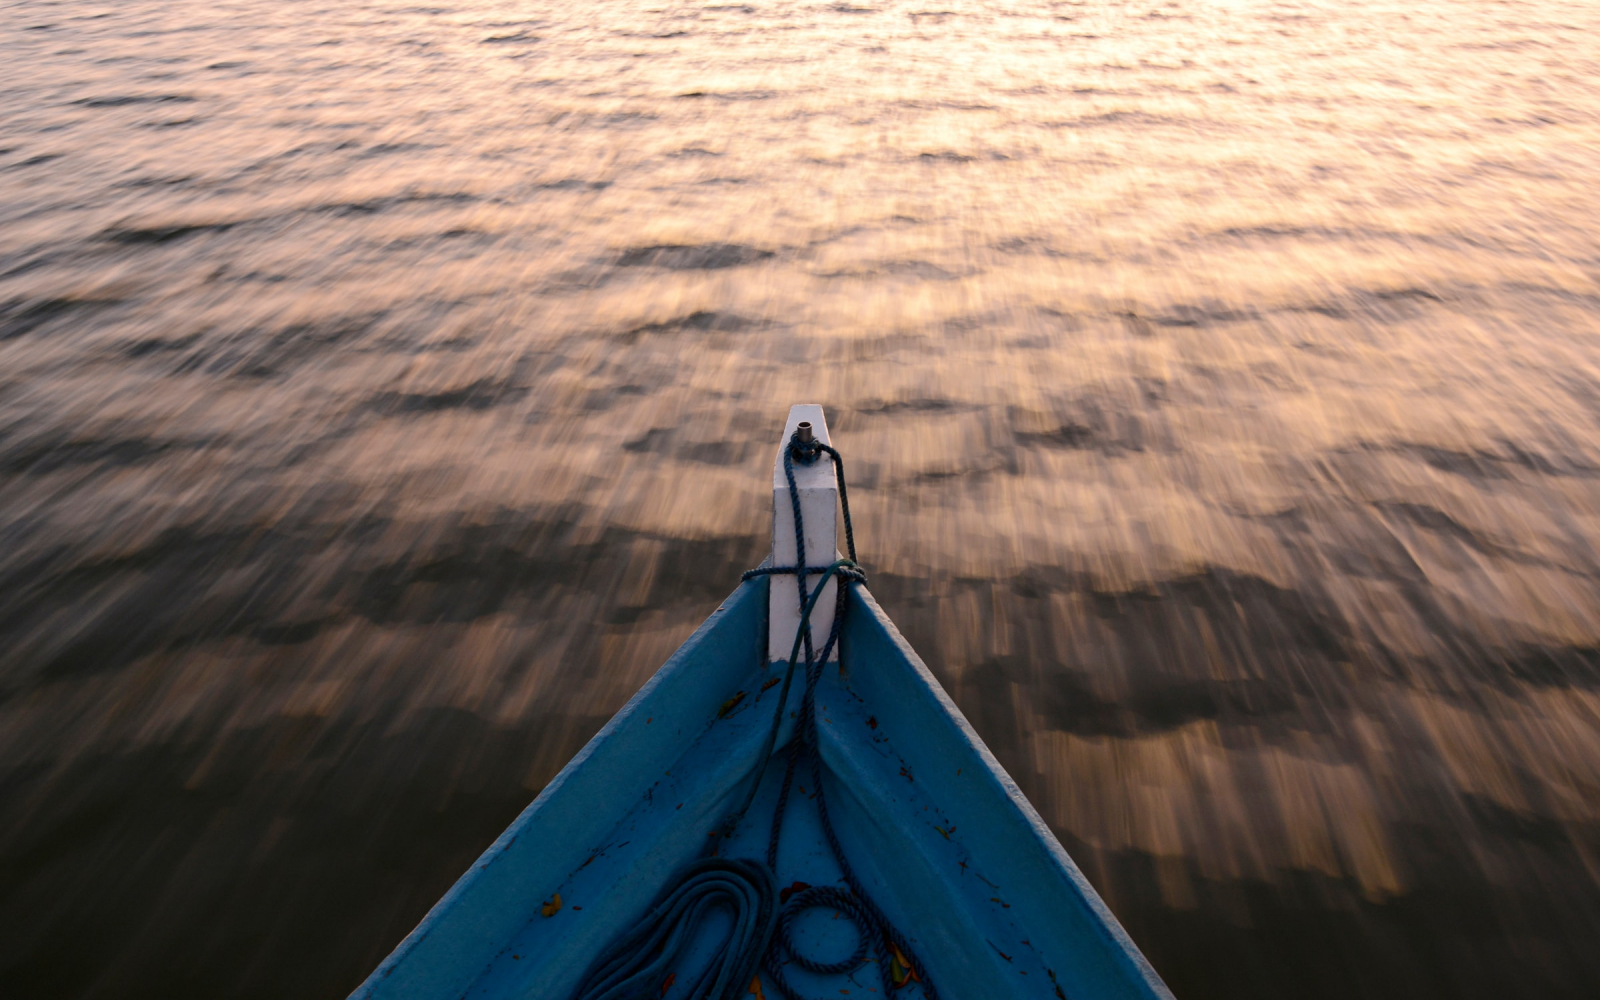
[353,575,1172,1000]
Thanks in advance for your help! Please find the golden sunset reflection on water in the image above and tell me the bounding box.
[2,1,1599,997]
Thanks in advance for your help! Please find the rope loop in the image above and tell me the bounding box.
[770,886,875,976]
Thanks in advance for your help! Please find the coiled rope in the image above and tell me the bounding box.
[572,427,934,1000]
[570,858,777,1000]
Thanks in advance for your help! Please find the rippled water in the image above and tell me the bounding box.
[3,0,1600,996]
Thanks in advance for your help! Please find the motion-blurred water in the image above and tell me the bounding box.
[3,1,1599,997]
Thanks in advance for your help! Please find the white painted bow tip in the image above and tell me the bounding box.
[769,404,839,662]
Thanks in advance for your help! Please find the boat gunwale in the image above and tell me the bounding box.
[844,582,1175,1000]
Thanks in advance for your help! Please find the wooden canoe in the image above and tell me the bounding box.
[352,405,1172,1000]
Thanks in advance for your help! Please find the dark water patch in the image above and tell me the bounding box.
[991,237,1102,261]
[0,432,210,476]
[917,150,977,162]
[879,564,1353,740]
[615,243,774,270]
[1284,299,1352,320]
[591,111,659,128]
[0,524,274,689]
[0,515,764,690]
[1068,832,1600,1000]
[482,31,540,44]
[1458,792,1570,852]
[619,310,752,340]
[580,382,653,413]
[0,246,71,281]
[1384,442,1512,480]
[1370,286,1443,303]
[1121,303,1255,329]
[1375,440,1600,482]
[621,427,758,467]
[379,226,495,251]
[911,465,983,484]
[358,142,438,158]
[366,378,530,416]
[1207,224,1370,245]
[707,90,778,102]
[1044,110,1187,129]
[314,191,479,217]
[1484,114,1564,129]
[103,221,235,245]
[854,397,974,416]
[896,99,995,111]
[115,173,198,188]
[1025,660,1301,739]
[1014,422,1095,449]
[1009,391,1167,456]
[210,312,390,379]
[351,519,761,626]
[815,259,964,280]
[1086,567,1350,674]
[2,153,65,170]
[1374,501,1553,566]
[1306,285,1448,323]
[0,709,555,1000]
[535,178,612,190]
[72,94,198,108]
[675,89,778,102]
[254,618,337,646]
[1496,644,1600,691]
[0,295,123,341]
[678,440,751,466]
[667,146,721,157]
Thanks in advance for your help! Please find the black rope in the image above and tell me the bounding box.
[754,430,934,1000]
[573,427,932,1000]
[784,431,857,565]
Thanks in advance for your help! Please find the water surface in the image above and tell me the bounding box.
[3,1,1600,997]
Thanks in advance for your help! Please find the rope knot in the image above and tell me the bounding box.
[787,429,826,465]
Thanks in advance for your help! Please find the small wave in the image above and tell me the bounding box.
[0,295,123,340]
[0,432,210,476]
[102,222,235,245]
[367,378,530,416]
[482,31,540,44]
[620,311,753,339]
[314,191,478,216]
[615,244,774,270]
[72,94,197,108]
